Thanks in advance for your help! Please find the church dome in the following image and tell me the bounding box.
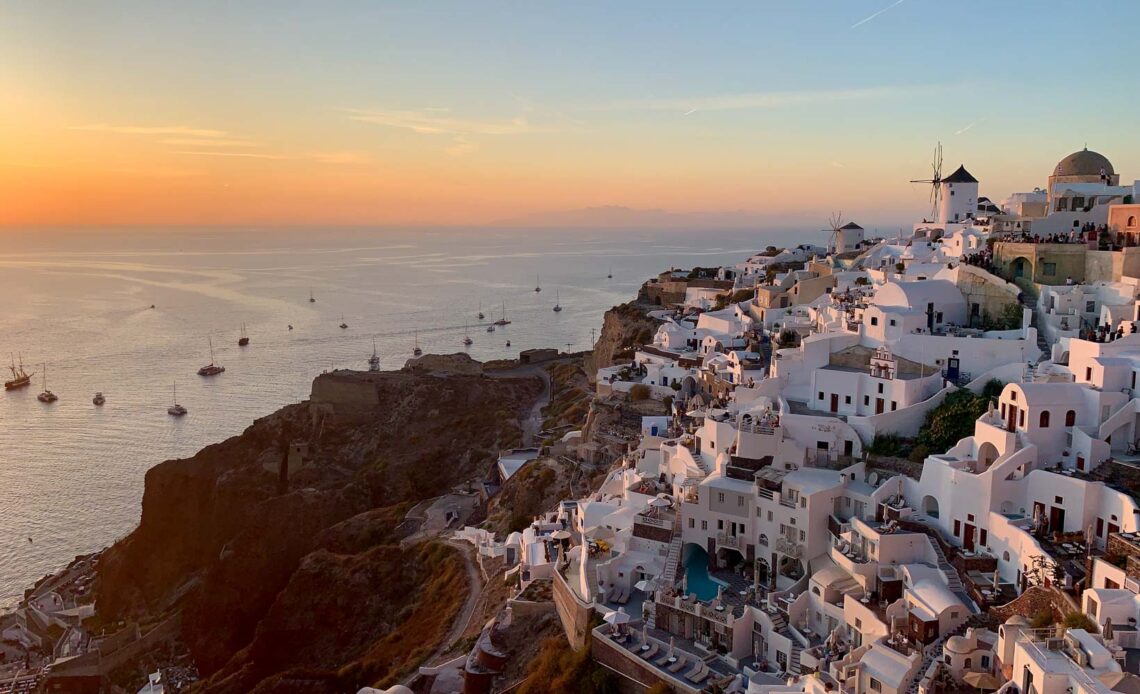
[945,635,972,654]
[1054,148,1114,177]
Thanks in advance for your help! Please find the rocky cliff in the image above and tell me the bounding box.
[586,300,660,377]
[94,367,542,692]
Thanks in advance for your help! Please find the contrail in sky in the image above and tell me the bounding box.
[851,0,907,29]
[683,108,697,116]
[955,117,986,135]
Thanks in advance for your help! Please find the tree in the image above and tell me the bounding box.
[915,382,1004,454]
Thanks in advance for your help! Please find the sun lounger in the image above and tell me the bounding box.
[639,643,659,659]
[691,665,710,684]
[668,656,688,673]
[683,661,703,679]
[654,650,673,667]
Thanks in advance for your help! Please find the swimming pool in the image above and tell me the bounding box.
[684,545,727,601]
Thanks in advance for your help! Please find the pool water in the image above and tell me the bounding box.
[684,546,727,601]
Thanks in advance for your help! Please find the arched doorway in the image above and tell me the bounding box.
[922,495,940,518]
[978,442,999,469]
[1011,257,1031,279]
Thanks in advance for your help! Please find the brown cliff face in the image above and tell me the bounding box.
[586,300,659,377]
[94,368,542,691]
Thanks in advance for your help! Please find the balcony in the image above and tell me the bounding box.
[716,532,745,550]
[774,536,802,558]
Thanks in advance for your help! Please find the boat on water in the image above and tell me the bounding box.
[309,287,316,303]
[198,337,225,376]
[413,331,423,356]
[477,302,485,321]
[238,323,250,347]
[534,274,541,293]
[92,392,105,406]
[368,339,380,371]
[339,314,348,330]
[505,340,511,348]
[5,353,32,390]
[553,290,562,313]
[463,322,473,346]
[607,267,613,279]
[494,302,511,326]
[168,382,187,417]
[37,364,57,403]
[486,324,495,332]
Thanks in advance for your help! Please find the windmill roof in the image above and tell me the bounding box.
[943,165,978,183]
[840,222,864,230]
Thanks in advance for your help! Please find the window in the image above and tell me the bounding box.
[1010,391,1016,401]
[759,534,769,546]
[717,492,725,503]
[964,657,972,668]
[870,316,879,326]
[1129,215,1137,228]
[870,678,882,692]
[936,312,943,323]
[855,618,862,629]
[1086,367,1093,381]
[1054,495,1063,504]
[878,383,884,394]
[845,395,851,404]
[981,656,990,668]
[1086,301,1096,313]
[718,519,724,530]
[688,518,695,528]
[1003,551,1010,561]
[1019,409,1025,427]
[701,520,707,530]
[738,496,745,507]
[1043,262,1057,276]
[891,401,897,411]
[864,396,870,406]
[800,530,806,541]
[818,391,824,400]
[768,511,773,521]
[1040,411,1050,428]
[889,319,896,326]
[1066,410,1076,426]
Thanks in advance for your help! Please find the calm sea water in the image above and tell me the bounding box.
[0,225,818,606]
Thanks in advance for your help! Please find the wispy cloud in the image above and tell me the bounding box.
[593,84,939,114]
[830,161,846,169]
[683,108,698,116]
[69,124,229,138]
[172,150,289,160]
[851,0,907,29]
[160,138,262,148]
[954,117,986,135]
[343,107,564,136]
[309,151,371,164]
[445,137,477,157]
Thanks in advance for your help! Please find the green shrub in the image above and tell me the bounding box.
[629,384,651,401]
[1062,612,1097,631]
[1030,608,1054,628]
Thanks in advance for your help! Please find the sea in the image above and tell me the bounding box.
[0,225,820,607]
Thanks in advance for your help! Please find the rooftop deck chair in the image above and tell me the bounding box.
[690,664,711,684]
[640,643,659,660]
[668,656,689,673]
[654,648,674,667]
[683,660,704,679]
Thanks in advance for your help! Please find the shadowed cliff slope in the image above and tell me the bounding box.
[94,367,542,691]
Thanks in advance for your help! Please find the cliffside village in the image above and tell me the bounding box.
[444,148,1140,694]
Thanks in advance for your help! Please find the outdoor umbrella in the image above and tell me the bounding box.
[1104,616,1114,642]
[603,607,632,626]
[963,672,1002,691]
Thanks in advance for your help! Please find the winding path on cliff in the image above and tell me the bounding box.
[406,539,484,684]
[486,362,554,447]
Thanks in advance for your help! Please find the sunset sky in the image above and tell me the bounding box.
[3,1,1138,228]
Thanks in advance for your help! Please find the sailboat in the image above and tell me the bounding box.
[368,339,380,371]
[37,364,57,403]
[413,331,423,356]
[5,353,32,390]
[168,381,187,417]
[463,322,473,346]
[238,323,250,347]
[92,392,105,406]
[309,287,316,303]
[494,302,511,326]
[553,290,562,313]
[339,314,348,330]
[197,337,225,376]
[607,267,613,279]
[534,274,541,293]
[487,323,495,332]
[478,302,485,321]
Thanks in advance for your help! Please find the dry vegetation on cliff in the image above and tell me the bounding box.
[94,368,543,693]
